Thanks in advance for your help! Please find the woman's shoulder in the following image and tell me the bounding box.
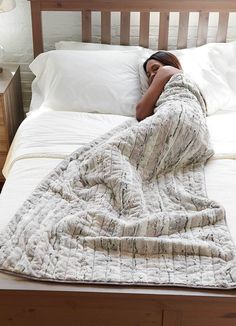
[158,66,183,81]
[158,66,183,79]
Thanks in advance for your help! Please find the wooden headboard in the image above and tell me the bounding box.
[28,0,236,57]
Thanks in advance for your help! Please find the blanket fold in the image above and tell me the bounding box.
[1,73,236,289]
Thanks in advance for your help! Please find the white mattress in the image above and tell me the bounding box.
[1,107,236,244]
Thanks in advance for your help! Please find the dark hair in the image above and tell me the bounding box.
[143,51,182,72]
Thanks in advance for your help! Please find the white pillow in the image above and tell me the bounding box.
[139,42,236,115]
[55,41,144,53]
[29,50,141,117]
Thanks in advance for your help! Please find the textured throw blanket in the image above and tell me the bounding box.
[1,73,236,289]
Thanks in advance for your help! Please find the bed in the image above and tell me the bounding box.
[1,0,236,325]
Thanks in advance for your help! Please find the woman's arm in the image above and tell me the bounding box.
[136,66,181,121]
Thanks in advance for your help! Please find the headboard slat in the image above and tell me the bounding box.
[31,1,44,56]
[158,12,169,50]
[216,12,229,42]
[139,12,150,48]
[82,10,92,42]
[101,12,111,44]
[197,12,209,46]
[120,12,130,45]
[177,12,189,49]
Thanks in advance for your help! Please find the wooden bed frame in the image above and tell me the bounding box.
[1,1,236,325]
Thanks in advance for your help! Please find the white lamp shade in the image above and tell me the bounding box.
[0,0,16,13]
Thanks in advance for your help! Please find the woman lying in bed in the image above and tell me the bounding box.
[136,51,182,121]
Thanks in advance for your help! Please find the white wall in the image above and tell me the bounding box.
[1,0,236,111]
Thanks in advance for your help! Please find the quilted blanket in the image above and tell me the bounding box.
[1,73,236,289]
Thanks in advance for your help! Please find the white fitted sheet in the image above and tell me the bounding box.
[3,108,134,177]
[0,108,236,244]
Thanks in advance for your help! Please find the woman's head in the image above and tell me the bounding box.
[143,51,182,84]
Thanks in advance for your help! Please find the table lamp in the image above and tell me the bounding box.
[0,0,16,73]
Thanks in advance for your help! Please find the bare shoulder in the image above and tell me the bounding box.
[158,66,182,79]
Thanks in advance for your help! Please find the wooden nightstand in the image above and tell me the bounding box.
[0,64,24,187]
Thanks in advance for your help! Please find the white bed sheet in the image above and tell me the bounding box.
[0,107,236,243]
[3,107,134,177]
